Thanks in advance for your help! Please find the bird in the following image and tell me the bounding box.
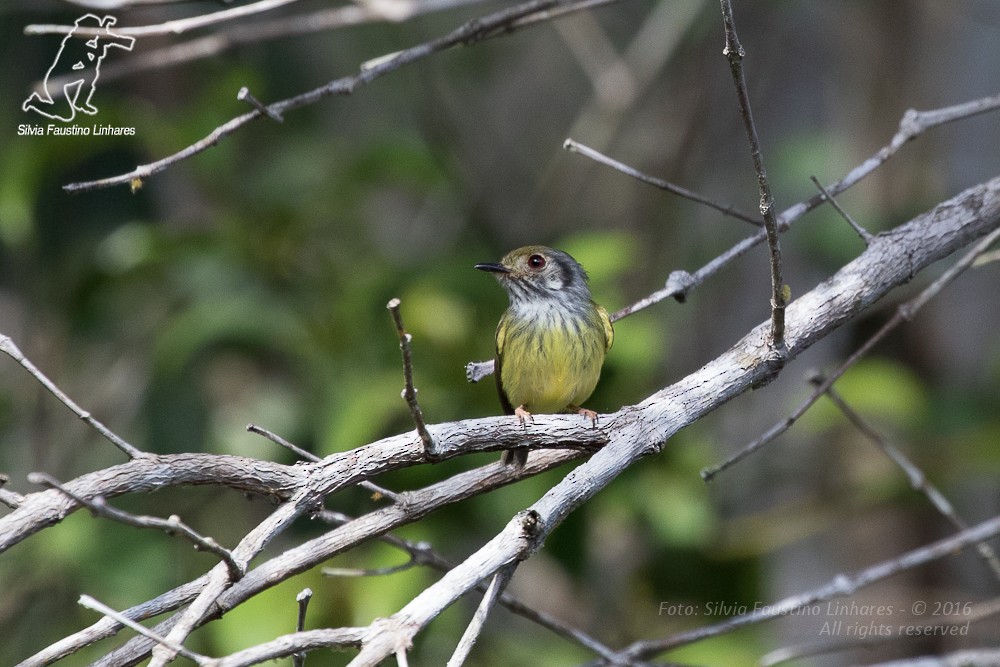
[475,245,613,470]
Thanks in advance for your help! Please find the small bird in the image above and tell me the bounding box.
[475,245,613,470]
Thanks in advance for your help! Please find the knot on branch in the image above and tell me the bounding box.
[664,270,695,303]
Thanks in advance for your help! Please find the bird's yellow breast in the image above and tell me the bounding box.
[496,304,611,413]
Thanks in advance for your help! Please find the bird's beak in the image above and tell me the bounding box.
[474,262,510,274]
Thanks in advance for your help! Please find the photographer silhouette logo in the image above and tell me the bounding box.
[23,14,135,122]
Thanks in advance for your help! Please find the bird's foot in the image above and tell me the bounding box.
[571,405,599,427]
[514,405,533,429]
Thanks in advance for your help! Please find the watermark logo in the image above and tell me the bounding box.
[22,14,135,123]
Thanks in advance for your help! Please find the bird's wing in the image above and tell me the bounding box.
[597,304,614,352]
[494,311,515,415]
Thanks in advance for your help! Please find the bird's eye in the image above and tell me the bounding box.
[527,254,546,269]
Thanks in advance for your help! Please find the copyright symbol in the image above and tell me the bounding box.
[912,601,926,615]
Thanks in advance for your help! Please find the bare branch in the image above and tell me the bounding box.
[209,628,368,667]
[387,298,437,458]
[247,421,401,503]
[246,422,315,462]
[0,334,144,459]
[810,175,873,244]
[25,0,307,38]
[563,138,761,226]
[446,564,516,667]
[819,383,1000,582]
[60,0,625,193]
[322,554,420,578]
[779,94,1000,226]
[719,0,787,347]
[237,87,283,122]
[29,472,245,580]
[78,595,209,665]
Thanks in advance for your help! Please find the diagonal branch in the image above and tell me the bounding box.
[821,384,1000,582]
[0,335,144,459]
[60,0,624,193]
[701,223,1000,480]
[563,138,761,226]
[341,176,1000,666]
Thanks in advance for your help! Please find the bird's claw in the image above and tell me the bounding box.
[514,405,533,429]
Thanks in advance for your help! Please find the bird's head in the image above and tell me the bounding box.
[475,245,591,304]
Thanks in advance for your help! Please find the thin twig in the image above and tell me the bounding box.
[719,0,787,347]
[0,334,144,459]
[563,138,761,226]
[819,381,1000,582]
[313,508,618,660]
[810,175,873,244]
[246,422,403,503]
[293,588,312,667]
[701,224,1000,481]
[246,422,316,462]
[237,87,283,122]
[25,0,307,37]
[78,595,209,664]
[387,298,437,458]
[322,553,421,578]
[446,564,516,667]
[29,472,245,580]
